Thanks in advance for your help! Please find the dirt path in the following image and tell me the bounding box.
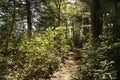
[50,50,80,80]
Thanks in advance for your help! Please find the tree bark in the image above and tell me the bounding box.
[58,3,61,26]
[113,2,119,39]
[91,0,102,41]
[4,0,16,56]
[54,0,61,26]
[25,0,32,38]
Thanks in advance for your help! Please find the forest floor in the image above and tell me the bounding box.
[50,48,81,80]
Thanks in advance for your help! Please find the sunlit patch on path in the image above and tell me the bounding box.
[50,50,80,80]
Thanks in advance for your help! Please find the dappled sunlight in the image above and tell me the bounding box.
[0,0,120,79]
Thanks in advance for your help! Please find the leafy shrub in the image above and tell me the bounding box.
[104,42,120,79]
[0,26,70,79]
[100,35,120,79]
[79,43,117,80]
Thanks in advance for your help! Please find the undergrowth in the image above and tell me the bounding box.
[0,26,71,79]
[79,37,119,80]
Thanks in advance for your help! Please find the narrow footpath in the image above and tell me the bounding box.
[51,49,80,80]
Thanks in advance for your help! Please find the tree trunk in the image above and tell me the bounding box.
[58,0,61,26]
[54,0,61,26]
[113,2,119,39]
[25,0,32,38]
[4,0,16,56]
[91,0,102,41]
[65,19,68,39]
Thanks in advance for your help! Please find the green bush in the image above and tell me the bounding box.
[104,42,120,79]
[79,43,117,80]
[100,35,120,79]
[0,26,70,79]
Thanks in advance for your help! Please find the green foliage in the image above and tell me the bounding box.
[79,42,117,80]
[0,26,70,79]
[104,42,120,79]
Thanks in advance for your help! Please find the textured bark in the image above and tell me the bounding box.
[54,0,61,26]
[58,3,61,26]
[25,0,32,38]
[113,2,119,39]
[91,0,102,40]
[4,0,16,56]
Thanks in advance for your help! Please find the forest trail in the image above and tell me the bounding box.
[50,48,80,80]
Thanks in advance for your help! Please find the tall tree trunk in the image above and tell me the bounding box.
[58,3,61,26]
[54,0,61,26]
[4,0,16,56]
[113,2,119,39]
[91,0,102,41]
[25,0,32,38]
[65,19,68,39]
